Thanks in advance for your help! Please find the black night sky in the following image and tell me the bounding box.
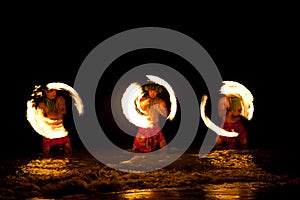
[2,13,298,160]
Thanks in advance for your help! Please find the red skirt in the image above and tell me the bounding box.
[43,135,70,147]
[217,121,248,148]
[133,123,165,153]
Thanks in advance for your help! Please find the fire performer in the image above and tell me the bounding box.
[37,88,71,157]
[132,84,168,153]
[200,81,254,150]
[214,94,249,149]
[27,82,83,158]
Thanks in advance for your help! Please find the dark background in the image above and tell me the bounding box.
[2,11,298,159]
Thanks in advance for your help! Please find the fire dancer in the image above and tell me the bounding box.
[38,88,72,157]
[132,84,168,153]
[214,94,248,149]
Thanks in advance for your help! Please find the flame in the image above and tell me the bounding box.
[220,81,254,120]
[200,95,239,137]
[121,83,153,128]
[200,81,254,137]
[121,75,177,128]
[146,75,177,121]
[46,82,84,116]
[26,82,84,139]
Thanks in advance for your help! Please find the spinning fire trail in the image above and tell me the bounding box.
[200,81,254,137]
[26,82,84,139]
[121,75,177,129]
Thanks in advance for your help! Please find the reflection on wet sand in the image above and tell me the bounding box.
[18,158,70,178]
[121,189,154,199]
[203,182,260,200]
[0,149,298,199]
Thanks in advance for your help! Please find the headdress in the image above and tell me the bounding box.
[144,84,163,93]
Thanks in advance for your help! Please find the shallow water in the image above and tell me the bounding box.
[0,147,299,199]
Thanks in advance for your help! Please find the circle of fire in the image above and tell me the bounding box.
[121,75,177,128]
[200,81,254,137]
[26,82,84,139]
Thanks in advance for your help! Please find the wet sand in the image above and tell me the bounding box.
[0,147,299,199]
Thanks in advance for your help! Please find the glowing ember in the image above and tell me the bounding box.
[121,75,177,128]
[26,82,84,139]
[200,81,254,137]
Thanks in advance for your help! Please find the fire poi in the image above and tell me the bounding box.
[121,75,177,128]
[200,81,254,137]
[26,82,84,139]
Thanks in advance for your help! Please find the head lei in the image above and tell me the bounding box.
[30,84,56,101]
[30,85,50,107]
[144,84,163,93]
